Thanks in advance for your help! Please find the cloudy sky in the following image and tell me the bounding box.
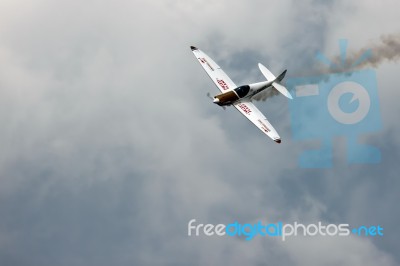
[0,0,399,265]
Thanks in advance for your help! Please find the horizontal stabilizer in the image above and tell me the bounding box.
[258,63,276,81]
[272,81,293,99]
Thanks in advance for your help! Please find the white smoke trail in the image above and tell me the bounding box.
[344,33,400,70]
[253,33,400,101]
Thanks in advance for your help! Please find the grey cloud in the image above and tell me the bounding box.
[0,0,399,265]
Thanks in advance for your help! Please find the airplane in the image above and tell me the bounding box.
[190,46,293,143]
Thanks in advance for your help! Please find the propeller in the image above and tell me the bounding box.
[206,92,225,110]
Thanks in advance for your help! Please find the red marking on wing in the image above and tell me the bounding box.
[238,103,252,115]
[216,79,229,90]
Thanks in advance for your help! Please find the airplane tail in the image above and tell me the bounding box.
[258,63,293,99]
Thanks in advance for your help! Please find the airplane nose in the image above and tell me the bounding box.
[274,139,281,144]
[213,98,220,104]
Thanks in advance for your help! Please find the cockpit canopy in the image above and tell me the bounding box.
[234,85,250,98]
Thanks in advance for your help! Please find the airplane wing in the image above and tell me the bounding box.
[190,46,236,93]
[233,101,282,143]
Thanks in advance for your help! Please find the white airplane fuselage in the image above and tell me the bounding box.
[213,80,274,106]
